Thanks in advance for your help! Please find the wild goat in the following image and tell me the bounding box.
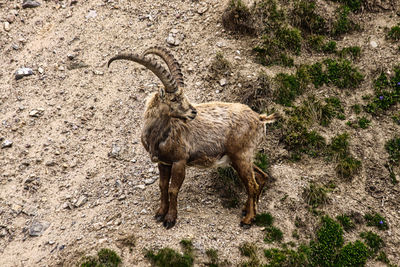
[108,47,276,229]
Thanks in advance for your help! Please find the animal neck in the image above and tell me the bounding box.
[142,111,172,160]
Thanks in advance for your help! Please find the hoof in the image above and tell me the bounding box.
[240,222,252,229]
[241,210,247,217]
[163,220,176,229]
[154,214,165,222]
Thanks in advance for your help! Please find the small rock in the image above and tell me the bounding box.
[86,10,97,19]
[216,41,225,48]
[197,5,208,14]
[74,195,88,207]
[29,108,44,117]
[170,28,179,34]
[29,221,50,237]
[1,140,13,148]
[48,240,55,245]
[67,54,75,60]
[144,177,157,185]
[15,67,33,80]
[12,44,19,50]
[93,70,104,75]
[0,228,8,237]
[166,34,177,46]
[108,144,121,158]
[219,78,227,86]
[6,14,15,23]
[4,21,10,32]
[118,195,126,201]
[370,40,378,48]
[38,67,44,74]
[133,184,145,190]
[22,0,41,9]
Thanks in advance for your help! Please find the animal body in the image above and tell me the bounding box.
[108,47,276,229]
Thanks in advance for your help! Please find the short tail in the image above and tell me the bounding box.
[260,113,277,124]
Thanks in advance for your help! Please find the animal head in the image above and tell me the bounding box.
[108,47,197,121]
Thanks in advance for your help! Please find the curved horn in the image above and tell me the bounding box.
[143,46,184,88]
[108,53,178,93]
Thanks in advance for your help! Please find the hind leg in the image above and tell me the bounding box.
[253,164,269,203]
[231,156,259,228]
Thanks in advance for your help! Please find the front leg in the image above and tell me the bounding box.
[163,160,186,229]
[155,163,172,222]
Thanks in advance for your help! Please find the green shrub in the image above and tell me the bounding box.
[255,0,286,31]
[222,0,255,34]
[264,226,284,243]
[310,216,344,266]
[264,246,310,266]
[360,231,384,254]
[324,59,364,89]
[205,249,230,267]
[365,68,400,115]
[376,251,390,264]
[254,40,294,67]
[385,137,400,165]
[329,133,350,159]
[239,242,257,258]
[330,0,362,12]
[254,212,274,227]
[387,23,400,41]
[392,112,400,125]
[276,27,302,55]
[336,214,356,232]
[145,241,194,267]
[81,248,122,267]
[358,117,371,129]
[336,240,369,266]
[274,73,302,106]
[332,6,359,36]
[291,0,326,34]
[364,212,389,230]
[323,41,337,53]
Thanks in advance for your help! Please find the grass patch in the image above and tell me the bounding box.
[303,183,328,209]
[385,137,400,165]
[336,240,369,266]
[145,240,194,267]
[331,6,359,37]
[205,249,230,267]
[209,52,231,79]
[336,214,356,232]
[81,248,122,267]
[392,112,400,125]
[291,0,326,34]
[264,246,310,266]
[222,0,255,34]
[324,58,364,89]
[254,212,274,227]
[329,133,361,180]
[365,67,400,115]
[360,231,384,254]
[239,242,261,267]
[387,23,400,41]
[254,152,270,172]
[330,0,363,12]
[364,212,389,230]
[309,216,344,266]
[264,226,284,243]
[338,46,361,60]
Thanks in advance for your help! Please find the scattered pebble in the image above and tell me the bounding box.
[1,140,13,149]
[22,0,41,9]
[15,67,33,80]
[144,177,158,185]
[219,78,227,86]
[29,221,50,237]
[74,195,88,207]
[370,40,378,48]
[4,22,10,32]
[133,184,145,190]
[108,144,121,158]
[29,108,44,117]
[6,14,15,23]
[86,10,97,19]
[197,5,208,15]
[38,67,44,74]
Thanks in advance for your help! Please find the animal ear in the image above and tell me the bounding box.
[159,88,165,99]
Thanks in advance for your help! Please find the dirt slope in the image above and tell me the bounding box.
[0,0,399,266]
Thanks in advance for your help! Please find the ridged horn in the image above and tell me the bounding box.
[143,46,184,88]
[108,53,178,93]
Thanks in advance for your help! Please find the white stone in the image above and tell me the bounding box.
[370,40,378,48]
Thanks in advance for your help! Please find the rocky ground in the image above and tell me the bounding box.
[1,0,400,266]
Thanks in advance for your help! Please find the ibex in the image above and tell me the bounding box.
[108,47,276,229]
